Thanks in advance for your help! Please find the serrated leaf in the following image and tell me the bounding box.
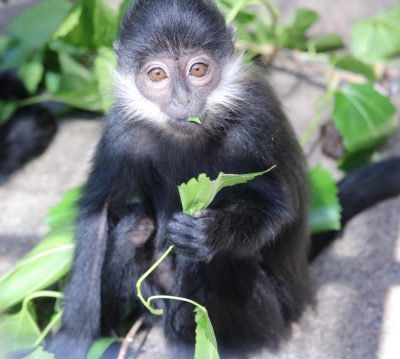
[351,5,400,61]
[23,346,55,359]
[46,187,82,230]
[333,83,397,169]
[87,338,118,359]
[178,167,275,216]
[308,166,341,234]
[0,303,40,353]
[194,307,220,359]
[0,230,75,312]
[331,55,375,81]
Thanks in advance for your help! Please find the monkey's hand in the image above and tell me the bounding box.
[167,210,214,261]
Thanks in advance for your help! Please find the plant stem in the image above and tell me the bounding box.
[263,0,280,39]
[20,291,64,347]
[34,310,64,347]
[18,94,52,107]
[226,0,249,24]
[136,245,175,315]
[147,295,206,313]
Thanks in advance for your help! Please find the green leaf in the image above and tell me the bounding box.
[0,35,10,58]
[292,8,319,33]
[19,59,44,94]
[0,229,74,312]
[45,72,62,94]
[6,0,72,51]
[94,48,117,113]
[194,307,220,359]
[92,0,118,48]
[178,167,276,216]
[53,5,83,40]
[23,346,55,359]
[333,83,397,169]
[55,0,117,49]
[0,100,18,124]
[277,9,319,50]
[87,338,118,359]
[351,5,400,62]
[188,115,202,124]
[331,55,375,81]
[46,187,82,230]
[57,52,94,92]
[0,302,40,353]
[51,83,103,112]
[308,34,344,52]
[308,166,341,234]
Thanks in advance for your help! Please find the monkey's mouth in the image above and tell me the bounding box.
[168,117,200,133]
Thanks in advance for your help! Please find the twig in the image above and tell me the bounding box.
[117,317,145,359]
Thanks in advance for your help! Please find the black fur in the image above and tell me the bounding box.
[50,1,310,357]
[0,71,57,183]
[49,1,400,358]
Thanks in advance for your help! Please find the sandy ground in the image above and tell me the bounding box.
[0,1,399,359]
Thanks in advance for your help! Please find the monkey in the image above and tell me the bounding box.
[0,71,57,184]
[48,1,400,358]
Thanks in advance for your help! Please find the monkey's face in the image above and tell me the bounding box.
[134,51,222,129]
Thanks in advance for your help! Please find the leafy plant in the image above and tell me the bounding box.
[0,0,118,116]
[351,5,400,62]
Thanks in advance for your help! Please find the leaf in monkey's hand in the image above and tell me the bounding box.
[194,307,220,359]
[188,115,202,124]
[178,167,276,216]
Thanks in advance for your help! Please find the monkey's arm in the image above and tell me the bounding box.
[168,177,292,261]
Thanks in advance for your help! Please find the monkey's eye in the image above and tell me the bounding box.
[148,67,167,82]
[189,63,208,78]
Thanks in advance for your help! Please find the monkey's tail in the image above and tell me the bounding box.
[0,71,58,184]
[309,156,400,261]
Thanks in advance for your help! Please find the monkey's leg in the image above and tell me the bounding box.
[101,208,157,334]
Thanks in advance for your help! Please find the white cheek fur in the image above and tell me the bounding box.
[205,52,248,114]
[113,69,169,126]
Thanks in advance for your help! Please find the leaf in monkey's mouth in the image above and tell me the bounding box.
[188,115,202,124]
